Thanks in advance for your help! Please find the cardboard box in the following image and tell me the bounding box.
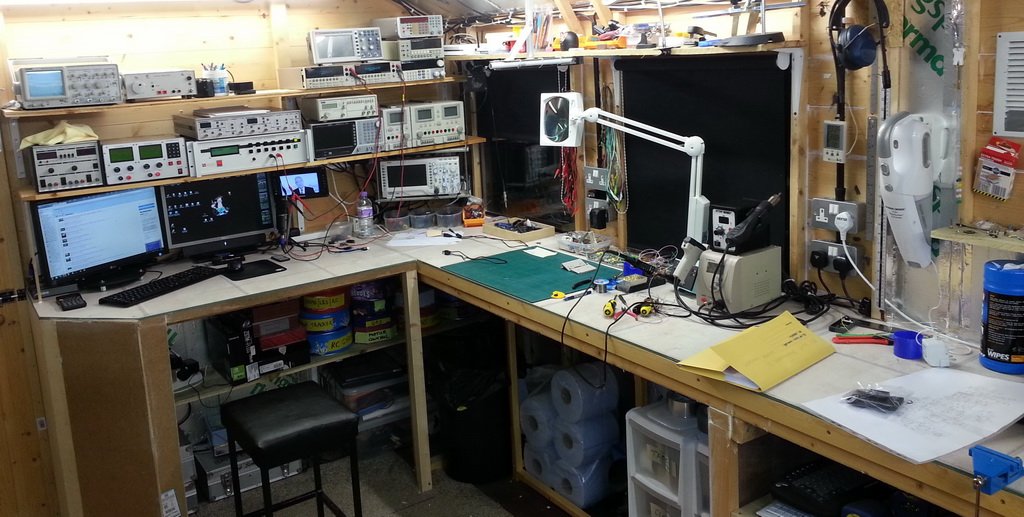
[483,218,556,241]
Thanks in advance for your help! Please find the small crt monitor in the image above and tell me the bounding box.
[21,68,66,99]
[160,172,276,259]
[31,187,165,288]
[278,168,328,199]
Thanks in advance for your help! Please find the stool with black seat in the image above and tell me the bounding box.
[220,381,362,517]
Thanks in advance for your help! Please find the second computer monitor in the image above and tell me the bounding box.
[160,173,276,259]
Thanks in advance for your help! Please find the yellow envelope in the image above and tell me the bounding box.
[677,311,834,391]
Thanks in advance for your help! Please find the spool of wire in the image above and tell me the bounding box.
[593,278,609,294]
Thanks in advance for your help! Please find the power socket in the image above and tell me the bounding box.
[809,239,861,274]
[810,198,865,233]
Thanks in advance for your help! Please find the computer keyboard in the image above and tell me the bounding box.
[756,500,815,517]
[98,266,222,307]
[770,460,876,516]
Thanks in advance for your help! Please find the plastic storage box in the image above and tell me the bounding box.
[557,231,613,255]
[626,399,711,517]
[632,478,682,517]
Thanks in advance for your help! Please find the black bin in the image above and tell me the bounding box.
[435,367,511,483]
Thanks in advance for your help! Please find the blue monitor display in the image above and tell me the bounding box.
[32,187,165,287]
[24,69,66,99]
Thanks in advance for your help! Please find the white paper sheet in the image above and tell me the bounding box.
[803,368,1024,464]
[524,247,557,258]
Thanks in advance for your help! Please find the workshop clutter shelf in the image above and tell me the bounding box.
[0,77,465,120]
[444,40,802,61]
[931,226,1024,254]
[15,136,485,202]
[174,286,485,407]
[3,74,481,205]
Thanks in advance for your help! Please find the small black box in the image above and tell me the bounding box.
[228,81,255,95]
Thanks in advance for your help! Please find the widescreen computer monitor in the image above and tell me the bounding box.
[31,187,165,289]
[160,172,276,259]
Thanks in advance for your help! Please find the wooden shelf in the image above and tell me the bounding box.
[445,41,802,62]
[732,496,773,516]
[0,77,465,120]
[16,136,486,201]
[931,226,1024,254]
[173,315,483,406]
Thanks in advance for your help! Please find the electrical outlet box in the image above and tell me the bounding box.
[584,166,616,223]
[810,198,865,233]
[809,239,861,274]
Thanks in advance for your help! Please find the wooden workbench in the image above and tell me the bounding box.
[29,231,1024,516]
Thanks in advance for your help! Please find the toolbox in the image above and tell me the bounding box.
[195,449,303,502]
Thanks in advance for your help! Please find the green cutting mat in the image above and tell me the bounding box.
[441,247,620,303]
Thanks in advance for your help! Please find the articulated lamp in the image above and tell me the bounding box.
[539,92,708,286]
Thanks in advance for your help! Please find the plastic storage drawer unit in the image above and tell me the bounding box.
[626,399,710,517]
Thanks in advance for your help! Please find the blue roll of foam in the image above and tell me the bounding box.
[549,363,618,423]
[980,260,1024,374]
[523,443,559,488]
[552,456,612,509]
[553,412,619,467]
[520,394,558,447]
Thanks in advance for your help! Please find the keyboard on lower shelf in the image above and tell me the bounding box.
[756,500,815,517]
[98,266,222,307]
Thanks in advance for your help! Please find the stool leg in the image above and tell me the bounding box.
[313,456,325,517]
[228,435,244,517]
[350,436,362,517]
[261,467,274,517]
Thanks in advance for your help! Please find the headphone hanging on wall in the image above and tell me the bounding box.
[828,0,891,72]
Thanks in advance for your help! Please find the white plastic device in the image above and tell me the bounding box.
[877,112,933,268]
[822,120,847,163]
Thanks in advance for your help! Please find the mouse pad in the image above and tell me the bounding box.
[222,259,286,281]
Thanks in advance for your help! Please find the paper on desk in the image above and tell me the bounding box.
[18,120,98,150]
[803,368,1024,464]
[677,311,834,392]
[525,247,557,258]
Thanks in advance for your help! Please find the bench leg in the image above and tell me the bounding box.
[260,467,274,516]
[228,435,244,517]
[313,456,325,517]
[350,437,362,517]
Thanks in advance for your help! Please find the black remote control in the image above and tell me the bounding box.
[56,293,87,311]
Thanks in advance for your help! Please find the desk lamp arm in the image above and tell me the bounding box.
[576,107,708,243]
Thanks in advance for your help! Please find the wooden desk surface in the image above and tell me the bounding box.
[32,243,417,323]
[413,235,1024,516]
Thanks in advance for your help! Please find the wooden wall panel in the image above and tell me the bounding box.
[0,303,54,517]
[0,10,55,516]
[964,0,1024,227]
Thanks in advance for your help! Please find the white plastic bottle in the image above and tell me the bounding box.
[354,191,375,238]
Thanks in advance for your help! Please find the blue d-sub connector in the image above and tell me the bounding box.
[970,445,1024,495]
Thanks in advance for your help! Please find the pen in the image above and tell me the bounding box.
[563,289,591,301]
